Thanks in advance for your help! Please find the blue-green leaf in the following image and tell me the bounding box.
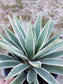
[27,69,37,83]
[19,16,24,25]
[11,72,27,84]
[41,58,63,66]
[0,39,28,60]
[0,60,20,69]
[33,41,63,60]
[8,16,27,56]
[43,65,63,75]
[0,34,22,50]
[2,25,21,49]
[26,22,33,58]
[45,20,54,41]
[34,68,58,84]
[6,64,29,80]
[43,50,63,58]
[13,14,26,39]
[35,18,52,53]
[35,11,42,40]
[0,54,14,61]
[33,29,36,55]
[42,33,62,49]
[33,76,39,84]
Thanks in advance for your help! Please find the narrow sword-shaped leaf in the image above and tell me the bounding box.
[19,16,26,36]
[42,32,62,49]
[13,14,26,39]
[0,34,22,50]
[43,65,63,75]
[34,68,58,84]
[33,41,63,60]
[8,16,27,56]
[0,39,28,60]
[33,29,36,55]
[6,64,29,80]
[41,58,63,66]
[43,50,63,58]
[33,75,39,84]
[12,54,24,62]
[0,54,14,61]
[39,41,63,59]
[2,25,21,49]
[19,16,24,25]
[35,11,42,40]
[35,18,52,53]
[26,22,33,58]
[11,72,27,84]
[33,29,36,45]
[45,20,54,41]
[27,69,37,83]
[0,60,20,69]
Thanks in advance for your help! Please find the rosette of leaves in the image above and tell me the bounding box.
[0,12,63,84]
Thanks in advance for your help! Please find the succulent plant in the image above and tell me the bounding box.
[0,12,63,84]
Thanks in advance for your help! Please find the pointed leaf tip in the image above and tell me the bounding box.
[35,11,42,40]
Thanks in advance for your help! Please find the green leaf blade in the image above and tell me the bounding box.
[35,18,52,52]
[34,68,58,84]
[46,20,54,40]
[0,54,14,61]
[33,76,39,84]
[2,25,21,49]
[6,64,29,80]
[43,50,63,58]
[13,14,26,39]
[42,33,62,49]
[35,11,42,40]
[26,22,33,58]
[0,39,28,60]
[33,41,63,60]
[0,34,21,50]
[27,69,37,83]
[0,60,20,69]
[8,16,27,56]
[41,58,63,66]
[43,65,63,75]
[11,72,27,84]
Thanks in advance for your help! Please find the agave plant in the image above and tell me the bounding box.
[0,12,63,84]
